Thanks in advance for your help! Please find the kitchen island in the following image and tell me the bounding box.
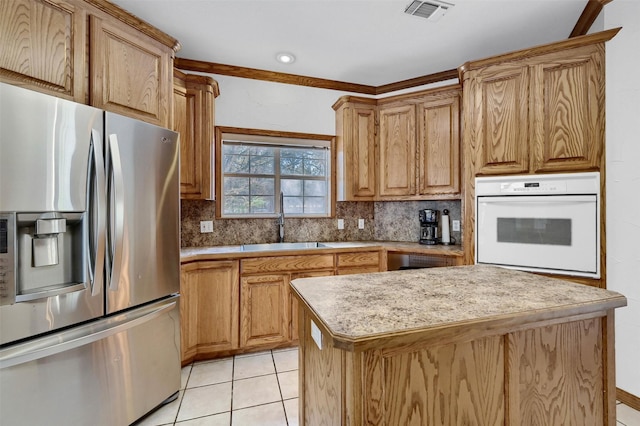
[290,265,627,425]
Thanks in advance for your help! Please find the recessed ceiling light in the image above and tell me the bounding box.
[276,52,296,64]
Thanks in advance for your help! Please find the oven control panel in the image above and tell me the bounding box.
[499,180,567,194]
[476,172,600,197]
[0,213,16,306]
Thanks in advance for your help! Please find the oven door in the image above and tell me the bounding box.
[476,194,599,278]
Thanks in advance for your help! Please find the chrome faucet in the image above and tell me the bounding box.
[278,191,285,243]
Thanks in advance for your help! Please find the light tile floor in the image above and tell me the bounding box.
[135,347,299,426]
[134,346,640,426]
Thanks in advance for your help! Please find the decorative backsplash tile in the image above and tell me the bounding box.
[181,199,461,247]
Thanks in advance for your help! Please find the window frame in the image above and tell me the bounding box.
[215,126,336,219]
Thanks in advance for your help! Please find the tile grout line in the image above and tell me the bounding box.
[272,349,290,426]
[173,363,193,425]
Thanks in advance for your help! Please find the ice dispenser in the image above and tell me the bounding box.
[15,212,86,302]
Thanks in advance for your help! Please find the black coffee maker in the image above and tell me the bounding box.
[419,209,439,245]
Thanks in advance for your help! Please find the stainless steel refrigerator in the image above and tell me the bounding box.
[0,82,181,425]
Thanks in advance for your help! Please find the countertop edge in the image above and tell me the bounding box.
[291,288,627,352]
[180,241,464,263]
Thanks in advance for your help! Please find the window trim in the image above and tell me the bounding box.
[215,126,336,219]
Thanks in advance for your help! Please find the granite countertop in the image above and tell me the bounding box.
[180,241,463,261]
[290,265,627,347]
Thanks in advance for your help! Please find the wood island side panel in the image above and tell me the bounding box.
[299,308,613,426]
[506,317,604,426]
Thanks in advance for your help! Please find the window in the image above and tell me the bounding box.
[217,128,333,218]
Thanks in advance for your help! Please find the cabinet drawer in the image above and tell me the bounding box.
[241,254,335,275]
[337,251,380,268]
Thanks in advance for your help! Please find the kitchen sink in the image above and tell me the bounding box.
[241,242,328,251]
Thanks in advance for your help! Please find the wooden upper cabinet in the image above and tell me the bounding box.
[180,260,240,363]
[417,95,460,195]
[173,71,219,200]
[0,0,86,101]
[89,14,172,127]
[461,30,614,176]
[471,65,530,175]
[1,0,180,124]
[333,97,377,201]
[530,47,604,173]
[378,104,416,197]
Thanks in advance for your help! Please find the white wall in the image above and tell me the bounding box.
[605,1,640,398]
[209,73,457,134]
[212,74,346,134]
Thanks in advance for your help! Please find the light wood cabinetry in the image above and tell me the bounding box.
[241,254,335,348]
[180,260,239,364]
[180,246,459,361]
[89,14,172,127]
[333,98,377,201]
[460,29,619,281]
[378,104,416,197]
[464,44,605,176]
[0,0,179,126]
[417,95,460,196]
[173,70,219,199]
[289,270,333,341]
[240,274,290,348]
[0,0,86,101]
[336,251,382,275]
[333,85,461,201]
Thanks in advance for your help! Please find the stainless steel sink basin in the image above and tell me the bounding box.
[241,242,327,252]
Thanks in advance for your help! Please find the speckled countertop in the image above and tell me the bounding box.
[180,241,463,262]
[290,265,626,347]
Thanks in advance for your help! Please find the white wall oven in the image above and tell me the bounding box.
[475,172,600,278]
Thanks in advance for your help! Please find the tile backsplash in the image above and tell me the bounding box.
[181,199,461,247]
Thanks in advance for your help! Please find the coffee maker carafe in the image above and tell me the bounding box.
[419,209,439,245]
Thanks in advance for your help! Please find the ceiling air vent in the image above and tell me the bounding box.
[404,0,454,22]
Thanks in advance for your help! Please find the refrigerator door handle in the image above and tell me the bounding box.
[0,299,177,369]
[88,129,106,296]
[107,134,125,292]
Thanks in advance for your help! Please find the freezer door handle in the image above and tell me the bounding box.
[107,134,125,292]
[88,129,106,296]
[0,299,177,369]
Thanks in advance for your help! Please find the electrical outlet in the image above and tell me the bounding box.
[358,218,365,229]
[452,220,460,232]
[337,219,345,230]
[200,220,213,233]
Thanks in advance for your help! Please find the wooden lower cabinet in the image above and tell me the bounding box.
[336,251,381,275]
[240,274,290,348]
[289,270,334,342]
[180,260,239,364]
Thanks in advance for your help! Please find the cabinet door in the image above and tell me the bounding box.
[90,14,172,127]
[417,95,460,195]
[173,73,215,199]
[379,104,416,197]
[289,270,334,342]
[241,274,289,348]
[335,104,376,200]
[180,260,240,363]
[0,0,86,101]
[530,47,604,172]
[350,106,377,199]
[472,65,530,175]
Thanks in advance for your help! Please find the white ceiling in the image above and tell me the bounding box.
[111,0,589,87]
